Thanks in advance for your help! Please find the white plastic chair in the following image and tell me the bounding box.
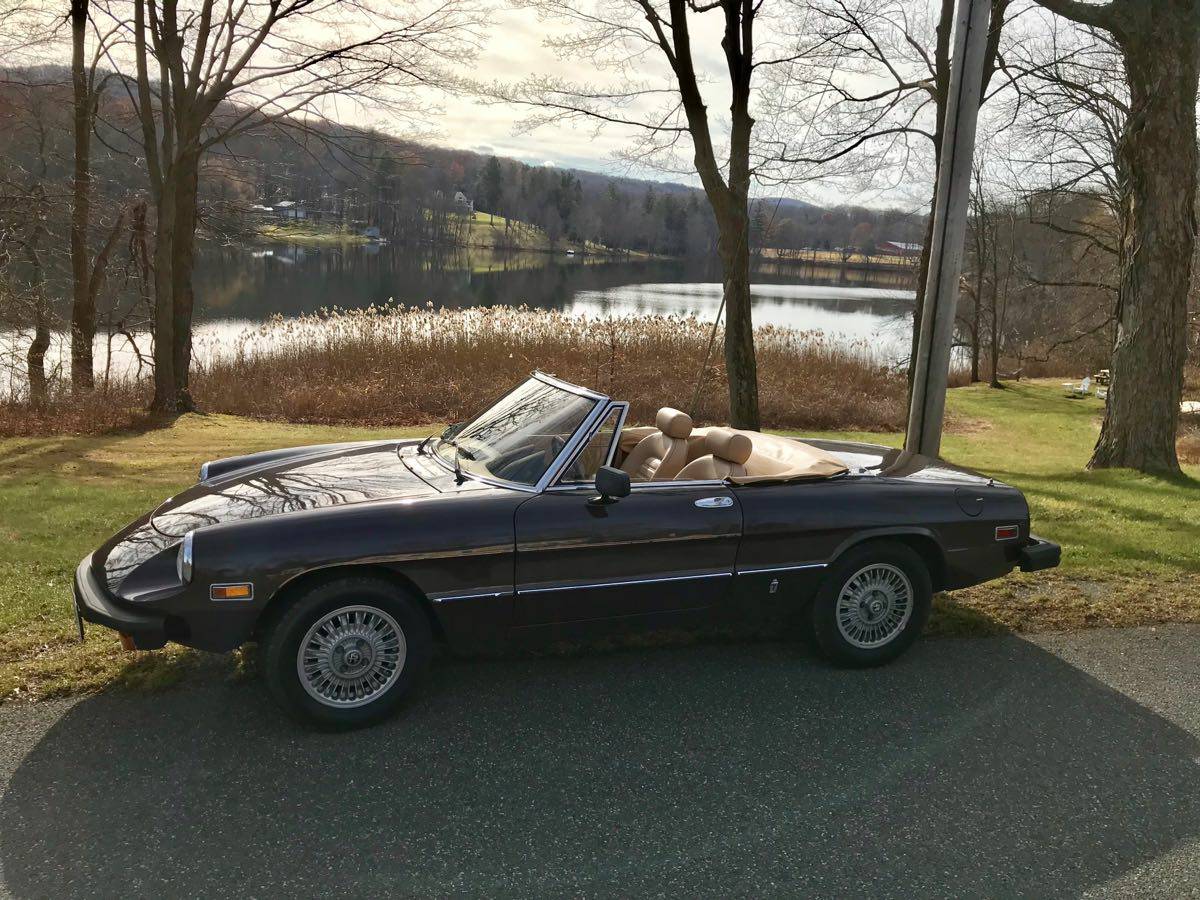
[1063,376,1091,397]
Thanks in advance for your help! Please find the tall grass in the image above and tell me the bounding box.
[185,304,909,431]
[0,305,912,435]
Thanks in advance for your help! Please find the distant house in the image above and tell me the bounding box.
[453,191,474,214]
[877,240,922,258]
[273,200,306,220]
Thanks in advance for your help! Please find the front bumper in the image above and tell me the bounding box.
[73,554,169,650]
[1018,536,1061,572]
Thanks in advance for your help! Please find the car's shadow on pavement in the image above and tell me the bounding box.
[3,636,1199,897]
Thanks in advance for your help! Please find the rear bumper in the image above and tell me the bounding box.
[73,554,168,650]
[1018,536,1061,573]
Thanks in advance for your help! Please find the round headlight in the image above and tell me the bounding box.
[177,531,195,584]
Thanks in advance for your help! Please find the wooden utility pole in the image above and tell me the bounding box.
[905,0,992,457]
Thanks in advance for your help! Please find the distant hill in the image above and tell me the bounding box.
[0,64,925,257]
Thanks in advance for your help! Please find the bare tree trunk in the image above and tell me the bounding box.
[69,0,94,392]
[27,301,51,406]
[1088,23,1198,473]
[988,291,1001,388]
[170,148,200,409]
[716,206,759,428]
[25,188,51,406]
[152,171,178,412]
[969,318,980,382]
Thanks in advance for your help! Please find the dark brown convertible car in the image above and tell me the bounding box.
[75,372,1059,728]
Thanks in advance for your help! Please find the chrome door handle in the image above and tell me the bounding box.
[695,496,734,509]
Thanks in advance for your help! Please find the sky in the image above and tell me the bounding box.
[402,5,934,209]
[350,4,884,207]
[387,7,727,187]
[14,0,936,208]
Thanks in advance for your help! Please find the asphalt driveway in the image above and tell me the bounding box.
[3,626,1200,898]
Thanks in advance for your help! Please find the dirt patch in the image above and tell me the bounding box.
[932,570,1200,635]
[944,415,992,436]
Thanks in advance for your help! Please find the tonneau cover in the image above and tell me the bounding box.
[707,428,849,483]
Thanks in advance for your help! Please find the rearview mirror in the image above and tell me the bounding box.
[591,466,631,505]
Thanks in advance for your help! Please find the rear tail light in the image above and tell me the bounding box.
[995,525,1020,541]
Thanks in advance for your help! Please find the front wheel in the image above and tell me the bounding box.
[810,542,932,667]
[259,575,433,730]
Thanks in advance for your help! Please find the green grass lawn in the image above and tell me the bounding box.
[1,382,1197,703]
[257,221,369,245]
[806,382,1200,635]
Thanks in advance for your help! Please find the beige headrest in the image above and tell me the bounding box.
[656,407,693,440]
[707,428,753,465]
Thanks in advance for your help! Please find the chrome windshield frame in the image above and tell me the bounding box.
[427,372,611,494]
[531,370,608,402]
[543,400,629,489]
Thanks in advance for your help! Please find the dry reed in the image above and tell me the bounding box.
[2,304,912,435]
[189,304,909,431]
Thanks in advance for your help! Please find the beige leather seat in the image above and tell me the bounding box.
[620,407,693,481]
[675,428,753,481]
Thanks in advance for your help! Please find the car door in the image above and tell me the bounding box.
[513,483,743,626]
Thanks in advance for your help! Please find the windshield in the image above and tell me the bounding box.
[434,376,599,486]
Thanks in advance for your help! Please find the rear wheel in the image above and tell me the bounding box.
[811,541,932,667]
[260,575,432,730]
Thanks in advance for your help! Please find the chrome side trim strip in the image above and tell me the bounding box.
[630,479,730,490]
[430,590,512,604]
[736,562,828,575]
[543,478,730,494]
[519,571,732,594]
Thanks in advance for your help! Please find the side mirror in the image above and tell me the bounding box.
[590,465,631,505]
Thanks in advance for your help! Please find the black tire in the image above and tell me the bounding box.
[810,541,932,668]
[259,575,433,730]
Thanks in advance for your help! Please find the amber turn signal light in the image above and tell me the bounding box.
[210,583,253,601]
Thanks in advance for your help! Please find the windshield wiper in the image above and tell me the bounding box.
[439,437,476,485]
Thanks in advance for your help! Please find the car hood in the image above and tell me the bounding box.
[150,441,447,538]
[96,440,488,595]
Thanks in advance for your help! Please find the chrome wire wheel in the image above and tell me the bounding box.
[297,605,407,708]
[835,563,913,649]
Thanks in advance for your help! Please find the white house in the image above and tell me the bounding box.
[453,191,474,214]
[877,240,922,258]
[272,200,306,220]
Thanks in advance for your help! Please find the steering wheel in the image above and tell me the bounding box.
[544,435,566,469]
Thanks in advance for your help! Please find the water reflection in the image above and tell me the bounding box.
[3,243,918,396]
[193,243,915,328]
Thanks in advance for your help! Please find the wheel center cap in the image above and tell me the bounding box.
[333,638,374,676]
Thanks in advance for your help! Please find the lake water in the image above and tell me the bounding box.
[2,243,917,394]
